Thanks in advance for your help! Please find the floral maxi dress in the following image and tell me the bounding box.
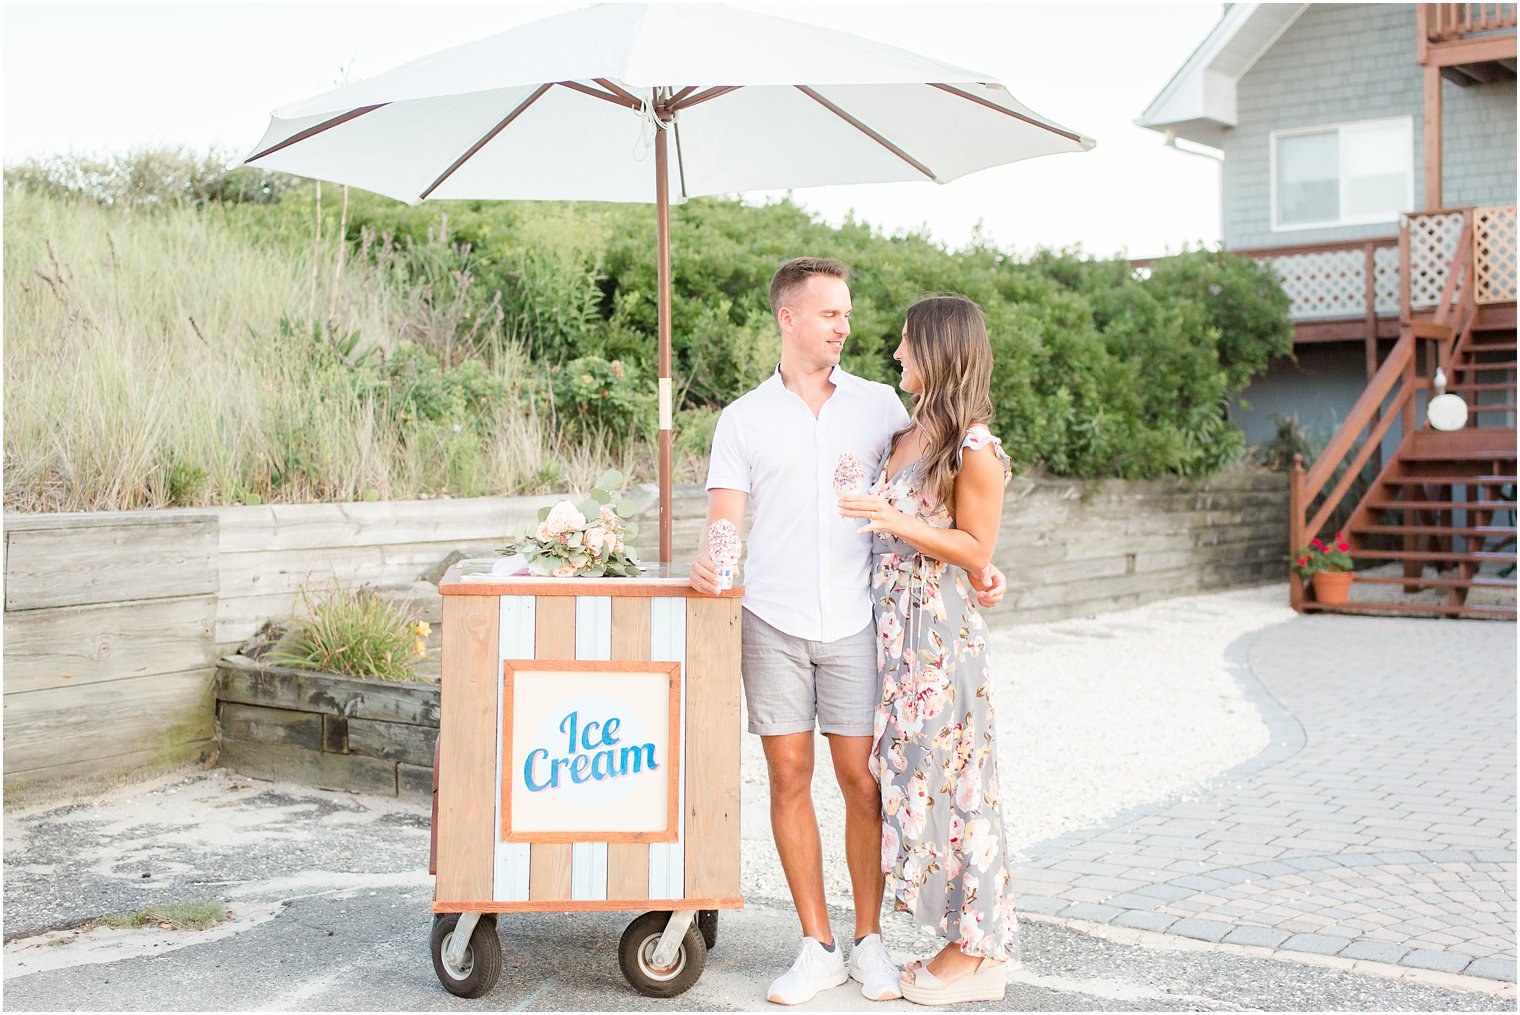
[870,425,1017,961]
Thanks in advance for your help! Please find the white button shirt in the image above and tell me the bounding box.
[705,365,911,642]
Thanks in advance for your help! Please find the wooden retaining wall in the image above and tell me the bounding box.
[643,471,1290,625]
[3,470,1287,798]
[3,510,220,797]
[3,495,556,799]
[215,654,439,798]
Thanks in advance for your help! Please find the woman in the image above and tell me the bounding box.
[838,294,1015,1006]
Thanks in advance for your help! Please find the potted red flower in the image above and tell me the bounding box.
[1292,532,1356,604]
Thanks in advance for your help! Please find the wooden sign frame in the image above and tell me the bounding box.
[501,659,681,844]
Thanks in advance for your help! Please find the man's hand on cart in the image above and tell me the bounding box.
[690,550,723,596]
[692,491,747,596]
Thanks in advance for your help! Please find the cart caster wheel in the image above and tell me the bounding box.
[431,913,502,999]
[619,911,706,998]
[698,909,718,950]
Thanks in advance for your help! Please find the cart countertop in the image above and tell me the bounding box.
[438,563,744,598]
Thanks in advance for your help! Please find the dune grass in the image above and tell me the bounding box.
[3,190,663,512]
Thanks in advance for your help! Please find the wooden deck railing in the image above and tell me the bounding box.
[1227,238,1401,322]
[1209,206,1515,326]
[1287,212,1478,608]
[1423,2,1518,43]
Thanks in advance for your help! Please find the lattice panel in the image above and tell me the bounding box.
[1373,245,1401,316]
[1474,205,1517,305]
[1269,249,1369,320]
[1407,211,1464,309]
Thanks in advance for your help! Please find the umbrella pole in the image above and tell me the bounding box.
[654,116,674,565]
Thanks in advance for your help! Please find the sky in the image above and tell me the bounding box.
[2,1,1225,258]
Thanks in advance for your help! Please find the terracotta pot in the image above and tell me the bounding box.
[1312,570,1355,605]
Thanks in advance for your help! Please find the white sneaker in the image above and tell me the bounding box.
[848,933,903,1001]
[767,936,848,1005]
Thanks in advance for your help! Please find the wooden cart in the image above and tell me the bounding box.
[429,567,744,998]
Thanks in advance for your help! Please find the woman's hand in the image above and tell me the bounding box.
[968,563,1007,608]
[837,492,911,539]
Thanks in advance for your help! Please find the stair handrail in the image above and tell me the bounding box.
[1288,212,1473,609]
[1430,215,1474,332]
[1444,219,1482,371]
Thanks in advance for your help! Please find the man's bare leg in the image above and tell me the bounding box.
[761,731,832,944]
[826,733,885,940]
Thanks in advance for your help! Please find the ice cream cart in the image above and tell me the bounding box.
[429,566,743,999]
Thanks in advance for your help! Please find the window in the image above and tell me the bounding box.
[1270,118,1413,230]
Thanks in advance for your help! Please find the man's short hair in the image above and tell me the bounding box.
[769,257,852,317]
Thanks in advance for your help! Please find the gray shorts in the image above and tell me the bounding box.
[740,608,878,737]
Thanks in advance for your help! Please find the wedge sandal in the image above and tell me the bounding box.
[899,957,1005,1006]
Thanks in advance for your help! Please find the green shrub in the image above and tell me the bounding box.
[548,355,654,446]
[4,149,1299,506]
[3,146,301,209]
[384,340,509,432]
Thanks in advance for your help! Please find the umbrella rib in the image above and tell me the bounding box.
[669,86,698,106]
[593,77,644,108]
[245,104,389,163]
[671,85,741,112]
[559,80,641,110]
[795,86,936,182]
[418,83,553,201]
[929,83,1086,145]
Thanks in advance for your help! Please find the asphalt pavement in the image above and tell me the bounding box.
[3,767,1512,1011]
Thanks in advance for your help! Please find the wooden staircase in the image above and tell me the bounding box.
[1290,210,1518,620]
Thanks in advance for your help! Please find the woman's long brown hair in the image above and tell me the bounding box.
[890,295,995,514]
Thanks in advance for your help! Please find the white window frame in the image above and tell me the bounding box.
[1269,116,1415,232]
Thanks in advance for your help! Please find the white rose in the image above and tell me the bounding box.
[584,525,607,553]
[544,501,585,537]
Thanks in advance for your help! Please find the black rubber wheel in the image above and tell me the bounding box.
[697,909,718,951]
[618,911,707,998]
[430,913,502,999]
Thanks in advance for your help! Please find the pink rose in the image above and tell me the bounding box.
[955,763,983,812]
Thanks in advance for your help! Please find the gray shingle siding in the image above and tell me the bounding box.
[1444,78,1517,208]
[1221,3,1516,250]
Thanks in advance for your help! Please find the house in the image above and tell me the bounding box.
[1139,3,1516,618]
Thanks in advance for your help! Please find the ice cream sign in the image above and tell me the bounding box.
[502,660,681,842]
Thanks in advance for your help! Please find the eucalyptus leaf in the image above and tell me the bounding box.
[590,488,611,505]
[597,469,624,490]
[537,505,552,522]
[579,499,600,519]
[616,500,637,518]
[622,522,639,538]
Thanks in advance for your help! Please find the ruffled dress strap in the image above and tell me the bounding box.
[958,424,1012,487]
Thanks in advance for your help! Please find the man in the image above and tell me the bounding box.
[690,257,1007,1005]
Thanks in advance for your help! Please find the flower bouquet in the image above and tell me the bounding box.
[496,470,644,578]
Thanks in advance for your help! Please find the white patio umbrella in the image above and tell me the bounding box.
[244,3,1095,561]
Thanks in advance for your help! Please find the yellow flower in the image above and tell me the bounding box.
[411,621,431,638]
[413,637,427,657]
